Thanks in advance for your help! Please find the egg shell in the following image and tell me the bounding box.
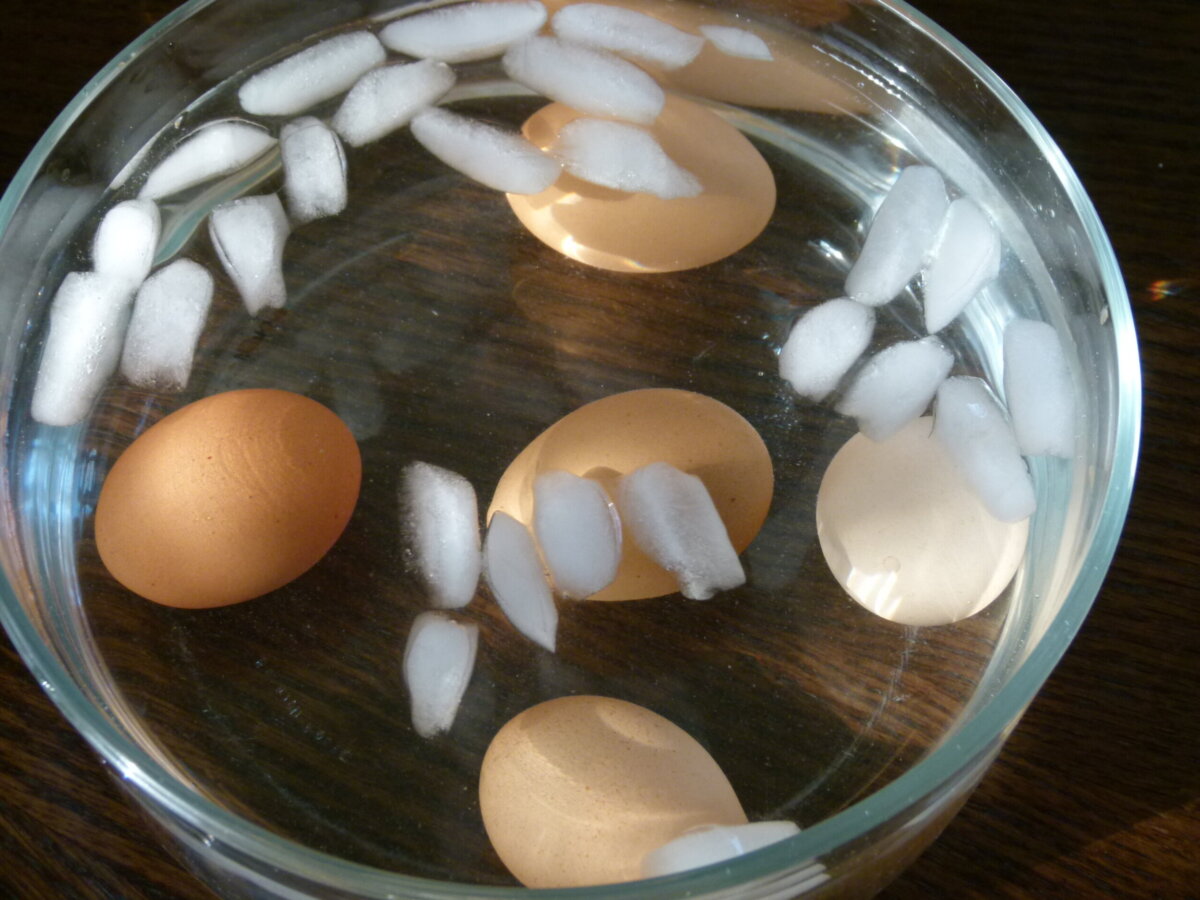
[95,389,361,608]
[816,416,1028,626]
[507,94,776,273]
[479,695,747,888]
[488,389,773,601]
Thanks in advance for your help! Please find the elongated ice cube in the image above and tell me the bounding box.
[553,118,700,199]
[402,461,482,609]
[332,59,456,147]
[208,193,290,314]
[923,197,1001,333]
[935,376,1036,522]
[698,25,773,61]
[31,272,133,426]
[92,199,160,290]
[139,120,276,201]
[120,259,213,391]
[642,821,801,878]
[1003,319,1076,457]
[844,166,948,306]
[280,117,348,223]
[484,512,557,651]
[552,3,704,70]
[403,612,479,738]
[381,0,547,63]
[238,31,386,117]
[410,108,561,195]
[503,36,665,125]
[779,298,875,400]
[533,470,621,599]
[617,462,744,600]
[836,337,953,441]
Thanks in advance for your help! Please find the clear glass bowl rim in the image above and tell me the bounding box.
[0,0,1141,896]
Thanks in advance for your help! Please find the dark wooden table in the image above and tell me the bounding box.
[1,1,1196,898]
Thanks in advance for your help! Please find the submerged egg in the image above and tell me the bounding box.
[816,416,1028,626]
[489,388,773,601]
[507,94,775,273]
[95,389,361,608]
[479,695,747,888]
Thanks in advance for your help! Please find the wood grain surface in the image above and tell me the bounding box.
[1,1,1196,898]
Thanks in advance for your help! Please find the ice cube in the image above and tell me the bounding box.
[280,117,348,223]
[484,512,558,651]
[836,336,953,441]
[380,0,547,63]
[410,108,561,195]
[502,36,665,125]
[923,197,1001,333]
[92,199,160,290]
[401,461,482,610]
[208,193,290,314]
[617,462,744,600]
[532,470,621,599]
[935,376,1036,522]
[31,272,133,426]
[778,297,875,401]
[698,25,773,61]
[120,259,214,391]
[551,3,704,70]
[238,31,386,117]
[642,821,801,878]
[139,120,276,201]
[403,611,479,738]
[844,166,949,306]
[1003,319,1076,457]
[553,118,700,199]
[332,59,456,147]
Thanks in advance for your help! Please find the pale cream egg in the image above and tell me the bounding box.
[816,416,1028,626]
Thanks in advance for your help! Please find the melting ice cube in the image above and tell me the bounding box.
[403,611,479,738]
[836,337,953,441]
[380,0,547,63]
[484,512,558,651]
[553,117,700,199]
[532,470,621,599]
[31,273,133,426]
[92,199,160,290]
[935,376,1036,522]
[551,3,704,70]
[332,59,456,147]
[617,462,744,600]
[120,259,213,391]
[208,193,290,314]
[778,297,875,401]
[139,119,276,201]
[281,117,349,223]
[238,31,386,116]
[1003,318,1076,458]
[410,108,561,195]
[401,461,482,610]
[503,36,665,125]
[844,166,948,306]
[923,197,1001,333]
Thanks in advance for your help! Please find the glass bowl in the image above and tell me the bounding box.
[0,0,1139,898]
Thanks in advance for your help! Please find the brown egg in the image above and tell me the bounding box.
[95,389,361,608]
[489,388,773,601]
[816,417,1028,626]
[507,94,776,273]
[479,695,747,888]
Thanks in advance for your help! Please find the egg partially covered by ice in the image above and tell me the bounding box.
[479,695,747,888]
[95,388,361,608]
[488,388,773,601]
